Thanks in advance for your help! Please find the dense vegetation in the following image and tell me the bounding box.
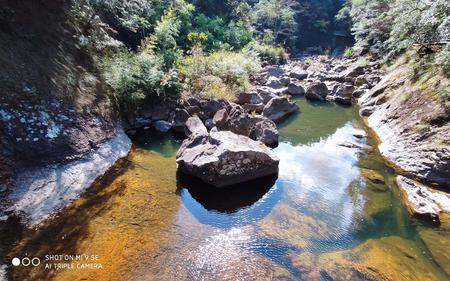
[77,0,450,115]
[340,0,450,74]
[74,0,347,114]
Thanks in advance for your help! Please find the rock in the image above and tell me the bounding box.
[359,106,375,116]
[352,89,366,98]
[249,119,279,147]
[263,97,299,123]
[0,184,7,193]
[396,176,450,223]
[202,99,228,117]
[290,66,308,80]
[204,118,214,130]
[280,76,290,86]
[186,97,202,107]
[184,116,208,137]
[226,104,279,146]
[236,92,263,105]
[361,168,385,184]
[305,82,328,101]
[257,87,279,103]
[242,103,265,113]
[0,215,8,222]
[172,108,190,132]
[355,75,369,87]
[342,65,365,78]
[153,120,172,133]
[287,83,305,95]
[185,105,202,116]
[176,130,279,187]
[334,96,352,106]
[265,76,283,89]
[212,108,229,130]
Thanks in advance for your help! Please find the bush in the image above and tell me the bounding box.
[244,40,288,64]
[178,48,261,99]
[344,47,354,58]
[103,50,171,114]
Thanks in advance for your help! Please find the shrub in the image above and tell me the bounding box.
[102,50,169,114]
[178,48,261,99]
[244,40,288,64]
[344,47,354,58]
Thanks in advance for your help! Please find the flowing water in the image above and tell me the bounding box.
[2,98,450,281]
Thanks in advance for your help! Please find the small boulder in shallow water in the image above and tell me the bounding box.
[176,130,279,188]
[263,97,299,122]
[305,82,328,101]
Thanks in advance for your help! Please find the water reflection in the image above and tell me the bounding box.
[178,173,282,228]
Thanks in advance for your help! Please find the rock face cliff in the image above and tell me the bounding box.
[359,55,450,189]
[0,0,131,224]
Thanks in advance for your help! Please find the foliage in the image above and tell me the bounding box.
[102,50,170,114]
[344,47,354,57]
[244,40,288,64]
[178,48,261,99]
[252,0,298,46]
[346,0,450,74]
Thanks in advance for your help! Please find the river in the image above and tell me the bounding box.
[2,98,449,280]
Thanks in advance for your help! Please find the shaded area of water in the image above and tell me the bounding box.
[2,98,450,280]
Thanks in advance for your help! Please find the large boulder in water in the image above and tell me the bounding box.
[176,130,279,188]
[263,97,299,122]
[305,82,328,101]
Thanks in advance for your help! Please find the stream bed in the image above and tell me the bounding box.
[2,98,450,281]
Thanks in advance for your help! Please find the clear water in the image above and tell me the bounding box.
[3,98,450,281]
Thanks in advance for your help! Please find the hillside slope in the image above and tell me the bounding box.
[359,54,450,189]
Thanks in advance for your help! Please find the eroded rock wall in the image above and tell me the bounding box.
[359,56,450,189]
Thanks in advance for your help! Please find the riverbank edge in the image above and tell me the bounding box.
[3,129,131,227]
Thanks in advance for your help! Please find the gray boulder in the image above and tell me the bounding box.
[287,83,305,95]
[212,108,229,130]
[290,66,308,80]
[153,120,172,133]
[305,82,328,101]
[172,108,190,133]
[249,119,279,147]
[176,130,279,187]
[185,116,208,137]
[263,97,299,122]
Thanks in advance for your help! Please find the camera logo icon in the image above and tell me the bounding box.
[12,257,41,267]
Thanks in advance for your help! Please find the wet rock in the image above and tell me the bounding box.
[287,83,305,95]
[305,82,328,101]
[184,116,208,138]
[361,168,385,184]
[290,66,308,80]
[396,176,450,223]
[172,108,190,132]
[153,120,172,133]
[212,108,229,130]
[176,130,279,188]
[263,97,299,123]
